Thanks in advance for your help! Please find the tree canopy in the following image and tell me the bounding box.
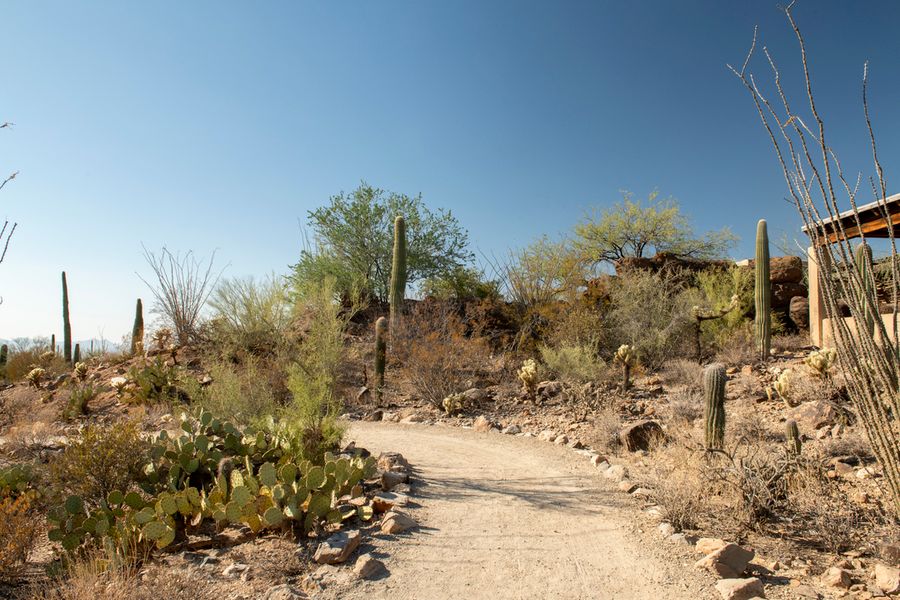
[574,191,736,267]
[291,182,473,303]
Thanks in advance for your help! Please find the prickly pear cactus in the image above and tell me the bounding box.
[703,363,726,450]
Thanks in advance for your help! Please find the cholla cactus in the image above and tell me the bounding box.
[73,362,88,381]
[518,358,538,397]
[772,369,793,405]
[442,393,465,416]
[614,344,636,391]
[26,367,46,389]
[39,350,55,363]
[804,348,837,378]
[110,376,129,396]
[152,327,173,350]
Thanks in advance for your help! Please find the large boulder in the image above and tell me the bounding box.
[618,420,664,452]
[696,543,755,578]
[789,296,810,330]
[745,255,804,284]
[772,282,807,307]
[313,530,361,564]
[714,578,765,600]
[788,400,838,430]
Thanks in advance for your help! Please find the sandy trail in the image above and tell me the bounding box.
[332,421,714,600]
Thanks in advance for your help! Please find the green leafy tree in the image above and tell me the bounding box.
[574,191,736,267]
[291,182,472,303]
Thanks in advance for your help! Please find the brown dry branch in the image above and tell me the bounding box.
[729,1,900,513]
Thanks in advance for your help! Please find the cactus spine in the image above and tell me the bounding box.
[0,344,7,366]
[755,220,771,360]
[785,419,802,456]
[389,215,407,332]
[73,343,81,364]
[374,316,387,403]
[132,298,145,355]
[854,242,876,337]
[62,271,72,363]
[704,363,727,450]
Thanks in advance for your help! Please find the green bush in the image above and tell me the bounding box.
[188,359,280,426]
[420,266,501,301]
[207,274,293,356]
[539,343,606,383]
[694,266,753,350]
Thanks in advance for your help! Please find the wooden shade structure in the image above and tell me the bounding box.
[802,192,900,244]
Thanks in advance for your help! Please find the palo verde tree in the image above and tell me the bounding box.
[574,190,736,268]
[291,182,472,303]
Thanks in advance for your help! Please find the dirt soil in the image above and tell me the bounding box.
[327,421,717,600]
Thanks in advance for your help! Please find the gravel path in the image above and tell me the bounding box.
[330,421,716,600]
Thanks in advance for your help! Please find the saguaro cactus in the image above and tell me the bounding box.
[855,242,876,337]
[785,420,802,456]
[389,216,407,332]
[73,343,81,364]
[0,344,7,366]
[374,317,387,403]
[755,220,771,360]
[50,334,56,354]
[62,271,72,363]
[132,298,145,355]
[704,363,727,450]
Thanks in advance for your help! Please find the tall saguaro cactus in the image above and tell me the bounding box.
[389,216,407,332]
[755,220,771,360]
[62,271,72,363]
[704,363,726,450]
[50,334,56,354]
[854,242,876,337]
[132,298,145,355]
[73,343,81,364]
[374,317,387,403]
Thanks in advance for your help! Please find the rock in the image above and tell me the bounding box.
[669,533,690,546]
[696,538,728,555]
[553,434,569,445]
[788,400,838,430]
[658,522,675,537]
[377,452,409,473]
[381,511,417,534]
[538,430,556,442]
[790,296,810,330]
[223,562,250,578]
[473,415,494,433]
[879,543,900,566]
[771,256,804,283]
[618,480,636,494]
[399,413,427,424]
[537,380,563,398]
[313,530,361,564]
[603,464,627,481]
[354,554,387,579]
[568,439,585,449]
[696,543,755,578]
[262,584,307,600]
[356,387,371,403]
[875,563,900,594]
[501,424,521,435]
[590,455,607,467]
[461,387,492,403]
[823,566,852,589]
[618,420,664,452]
[363,409,383,422]
[631,487,653,499]
[381,470,408,491]
[772,282,808,306]
[714,577,765,600]
[372,492,409,513]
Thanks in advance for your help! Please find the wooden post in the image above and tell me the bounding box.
[807,245,829,348]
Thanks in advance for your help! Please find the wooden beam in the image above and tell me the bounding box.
[817,210,900,245]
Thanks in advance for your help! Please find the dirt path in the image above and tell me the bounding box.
[331,421,716,600]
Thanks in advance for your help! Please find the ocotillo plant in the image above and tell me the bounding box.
[389,216,407,333]
[704,363,726,450]
[0,344,7,366]
[73,343,81,364]
[755,219,771,360]
[785,420,802,456]
[62,271,72,363]
[374,317,387,403]
[855,242,876,337]
[132,298,145,355]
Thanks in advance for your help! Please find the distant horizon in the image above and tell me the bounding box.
[2,1,898,340]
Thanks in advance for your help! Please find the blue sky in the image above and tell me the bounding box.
[1,1,899,341]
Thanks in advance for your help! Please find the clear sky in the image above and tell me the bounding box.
[1,1,899,342]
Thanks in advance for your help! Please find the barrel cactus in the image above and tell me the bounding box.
[389,216,407,332]
[785,419,802,456]
[614,344,636,391]
[374,317,387,403]
[704,363,727,450]
[755,220,771,360]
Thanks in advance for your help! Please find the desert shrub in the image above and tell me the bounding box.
[585,407,621,453]
[714,326,757,366]
[63,383,96,420]
[394,301,492,408]
[207,274,292,356]
[694,266,753,350]
[496,236,589,307]
[606,269,698,369]
[539,344,605,383]
[667,386,703,426]
[125,358,186,405]
[544,301,607,350]
[653,452,707,531]
[659,359,703,390]
[0,494,39,582]
[38,555,194,600]
[3,347,68,382]
[187,359,279,426]
[420,266,501,301]
[46,422,148,509]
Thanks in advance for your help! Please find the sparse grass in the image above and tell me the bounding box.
[186,358,280,426]
[36,554,194,600]
[659,359,702,390]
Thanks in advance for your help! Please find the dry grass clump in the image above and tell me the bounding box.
[714,328,757,366]
[666,386,703,428]
[659,359,703,390]
[0,495,39,583]
[585,407,621,453]
[37,555,194,600]
[394,301,492,408]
